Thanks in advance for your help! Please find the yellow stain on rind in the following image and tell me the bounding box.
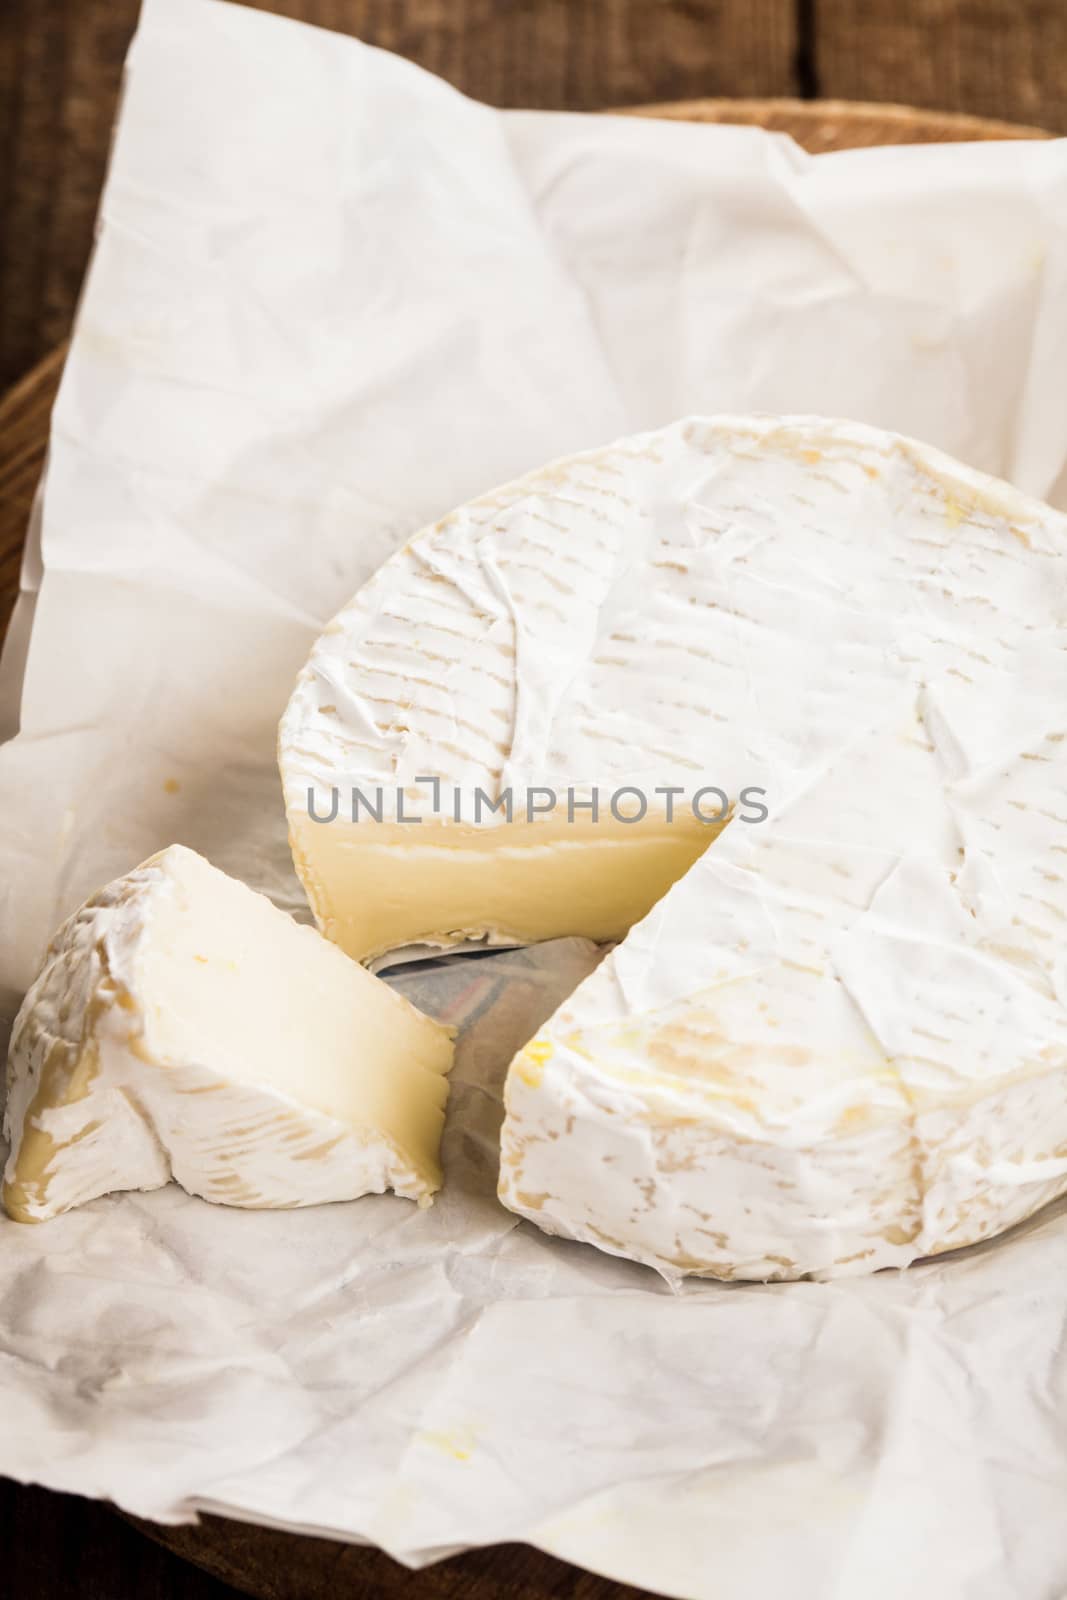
[515,1037,554,1088]
[944,494,968,530]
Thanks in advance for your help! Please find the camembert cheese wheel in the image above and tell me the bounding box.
[282,415,1067,1279]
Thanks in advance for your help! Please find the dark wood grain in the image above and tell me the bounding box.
[0,2,134,393]
[0,1480,242,1600]
[816,0,1067,133]
[0,342,64,651]
[0,0,798,391]
[3,1,1065,391]
[0,1480,667,1600]
[0,77,1056,1600]
[130,1512,658,1600]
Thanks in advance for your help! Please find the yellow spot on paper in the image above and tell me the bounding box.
[420,1426,478,1463]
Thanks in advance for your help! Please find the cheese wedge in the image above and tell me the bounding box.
[2,845,453,1222]
[281,415,1067,1279]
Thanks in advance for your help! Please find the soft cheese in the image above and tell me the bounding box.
[282,415,1067,1279]
[3,845,453,1222]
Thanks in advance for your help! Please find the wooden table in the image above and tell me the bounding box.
[0,6,1060,1595]
[2,1,1066,389]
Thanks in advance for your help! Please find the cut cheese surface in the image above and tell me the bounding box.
[3,845,454,1222]
[294,815,718,964]
[282,415,1067,1279]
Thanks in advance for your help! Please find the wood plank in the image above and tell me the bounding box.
[815,0,1067,134]
[0,343,64,650]
[0,1,797,392]
[131,1509,659,1599]
[203,1,799,110]
[0,4,82,391]
[0,1479,241,1600]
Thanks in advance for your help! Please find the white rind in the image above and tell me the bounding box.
[498,819,1067,1281]
[3,847,450,1222]
[280,415,1067,1279]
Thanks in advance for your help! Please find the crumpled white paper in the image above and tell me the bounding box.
[3,0,1067,1593]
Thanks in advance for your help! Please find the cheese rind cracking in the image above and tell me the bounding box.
[282,415,1067,1280]
[2,845,454,1222]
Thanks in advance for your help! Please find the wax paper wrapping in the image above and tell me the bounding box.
[3,1,1067,1594]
